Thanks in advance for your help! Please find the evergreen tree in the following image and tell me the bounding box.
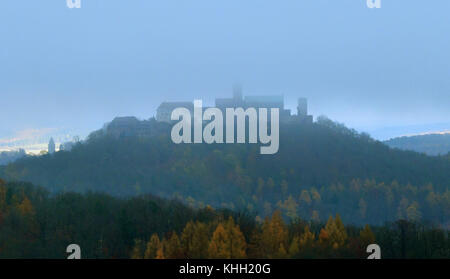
[144,233,161,259]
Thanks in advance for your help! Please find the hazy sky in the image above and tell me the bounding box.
[0,0,449,140]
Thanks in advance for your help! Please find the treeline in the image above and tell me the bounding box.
[0,180,448,259]
[131,213,450,259]
[1,117,449,226]
[131,212,370,259]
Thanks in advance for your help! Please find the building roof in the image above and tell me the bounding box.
[158,102,194,110]
[244,95,284,104]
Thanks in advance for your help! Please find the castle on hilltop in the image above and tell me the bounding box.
[101,88,313,139]
[156,87,313,124]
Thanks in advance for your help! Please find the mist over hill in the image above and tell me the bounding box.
[0,149,26,166]
[384,133,450,156]
[0,117,449,226]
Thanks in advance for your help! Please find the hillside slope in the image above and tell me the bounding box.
[1,117,449,225]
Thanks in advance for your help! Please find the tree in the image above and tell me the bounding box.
[259,211,289,258]
[164,232,183,259]
[406,202,422,222]
[324,215,347,249]
[277,242,289,258]
[359,224,375,246]
[311,210,320,223]
[278,196,298,220]
[208,223,229,259]
[131,239,144,259]
[397,197,409,220]
[155,246,165,259]
[299,226,316,248]
[288,236,300,257]
[208,217,247,259]
[292,225,317,258]
[17,196,34,217]
[144,233,161,259]
[299,190,312,206]
[318,228,329,246]
[181,221,209,258]
[310,188,321,203]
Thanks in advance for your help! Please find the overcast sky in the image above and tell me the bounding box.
[0,0,449,140]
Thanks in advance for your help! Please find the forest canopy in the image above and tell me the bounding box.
[0,179,448,259]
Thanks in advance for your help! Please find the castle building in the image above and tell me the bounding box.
[156,102,194,123]
[295,97,313,123]
[155,88,313,123]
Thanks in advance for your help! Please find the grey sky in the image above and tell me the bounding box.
[0,0,449,141]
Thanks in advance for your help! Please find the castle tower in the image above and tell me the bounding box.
[297,98,308,116]
[233,84,243,102]
[48,137,55,154]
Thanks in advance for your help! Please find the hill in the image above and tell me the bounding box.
[384,133,450,156]
[1,116,449,226]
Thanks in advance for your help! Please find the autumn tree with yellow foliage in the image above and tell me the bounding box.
[144,233,161,259]
[181,221,209,258]
[257,211,289,258]
[208,217,247,259]
[324,214,348,249]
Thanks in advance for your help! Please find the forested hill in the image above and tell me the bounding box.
[0,117,449,226]
[384,133,450,156]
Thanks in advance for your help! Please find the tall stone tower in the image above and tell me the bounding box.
[48,137,55,154]
[297,98,308,116]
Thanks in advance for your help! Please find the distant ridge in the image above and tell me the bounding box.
[364,123,450,141]
[384,133,450,156]
[398,130,450,137]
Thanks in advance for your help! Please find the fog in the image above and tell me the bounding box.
[1,0,449,140]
